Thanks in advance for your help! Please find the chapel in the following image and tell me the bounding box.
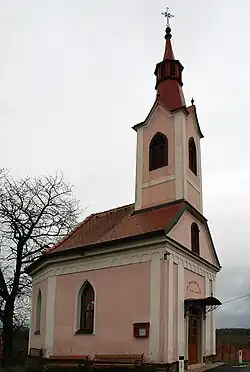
[27,9,221,370]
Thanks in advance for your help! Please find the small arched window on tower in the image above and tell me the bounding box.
[191,223,200,256]
[78,281,95,334]
[35,290,42,334]
[188,137,197,175]
[149,133,168,171]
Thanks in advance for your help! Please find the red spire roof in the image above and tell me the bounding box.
[155,27,186,111]
[163,37,175,60]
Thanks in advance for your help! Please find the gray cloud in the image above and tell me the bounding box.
[216,267,250,328]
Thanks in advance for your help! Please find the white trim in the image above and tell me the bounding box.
[211,280,216,355]
[31,237,167,279]
[149,252,161,362]
[164,258,169,362]
[44,276,56,357]
[177,262,185,358]
[197,136,203,213]
[204,276,211,356]
[167,254,174,362]
[187,178,200,193]
[32,240,218,287]
[183,116,187,200]
[74,280,96,335]
[174,112,186,200]
[28,285,34,352]
[135,127,144,210]
[142,174,175,188]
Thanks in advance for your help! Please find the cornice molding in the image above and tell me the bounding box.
[32,240,216,285]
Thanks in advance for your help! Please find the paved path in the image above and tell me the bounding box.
[212,365,250,372]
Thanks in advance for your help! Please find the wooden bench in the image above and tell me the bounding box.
[45,355,89,368]
[29,348,43,357]
[93,354,144,368]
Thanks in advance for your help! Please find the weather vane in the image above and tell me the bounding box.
[161,6,174,27]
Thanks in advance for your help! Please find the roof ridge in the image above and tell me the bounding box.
[92,203,134,216]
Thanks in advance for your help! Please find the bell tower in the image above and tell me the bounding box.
[133,8,204,213]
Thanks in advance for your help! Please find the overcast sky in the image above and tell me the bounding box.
[0,0,249,327]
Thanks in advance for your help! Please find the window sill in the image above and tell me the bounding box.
[75,329,94,335]
[34,330,41,335]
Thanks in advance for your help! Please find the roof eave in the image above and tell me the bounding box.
[132,100,158,131]
[25,229,166,276]
[192,105,204,138]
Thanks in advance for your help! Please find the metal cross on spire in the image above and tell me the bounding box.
[161,6,174,27]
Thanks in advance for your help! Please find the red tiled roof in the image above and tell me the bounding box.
[47,202,185,254]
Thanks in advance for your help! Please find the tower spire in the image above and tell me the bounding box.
[154,6,185,111]
[161,6,174,29]
[161,6,175,60]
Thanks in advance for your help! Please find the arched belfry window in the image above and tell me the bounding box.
[189,137,197,175]
[149,133,168,171]
[78,281,95,334]
[191,223,200,255]
[35,290,42,334]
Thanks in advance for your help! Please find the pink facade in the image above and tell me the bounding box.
[168,211,216,266]
[140,107,176,210]
[142,109,175,181]
[30,279,48,350]
[184,270,205,299]
[31,262,151,358]
[137,104,203,213]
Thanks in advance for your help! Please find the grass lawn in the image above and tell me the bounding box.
[224,361,250,366]
[0,367,26,372]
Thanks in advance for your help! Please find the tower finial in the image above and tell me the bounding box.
[161,6,174,39]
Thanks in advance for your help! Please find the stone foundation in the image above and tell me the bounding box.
[165,360,188,372]
[203,355,217,364]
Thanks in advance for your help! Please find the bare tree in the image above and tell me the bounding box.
[0,171,81,366]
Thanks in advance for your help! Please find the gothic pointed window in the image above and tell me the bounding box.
[78,281,95,334]
[191,223,200,255]
[189,137,197,175]
[35,290,42,334]
[149,133,168,171]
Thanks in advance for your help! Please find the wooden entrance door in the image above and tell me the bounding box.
[188,310,199,364]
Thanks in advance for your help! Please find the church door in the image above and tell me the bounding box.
[188,309,199,364]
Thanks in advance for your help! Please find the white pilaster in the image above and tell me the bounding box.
[177,262,185,358]
[167,255,174,362]
[135,127,143,210]
[164,259,168,362]
[149,253,161,362]
[174,112,186,200]
[28,284,34,353]
[211,280,216,355]
[197,137,203,213]
[44,276,57,357]
[205,276,211,356]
